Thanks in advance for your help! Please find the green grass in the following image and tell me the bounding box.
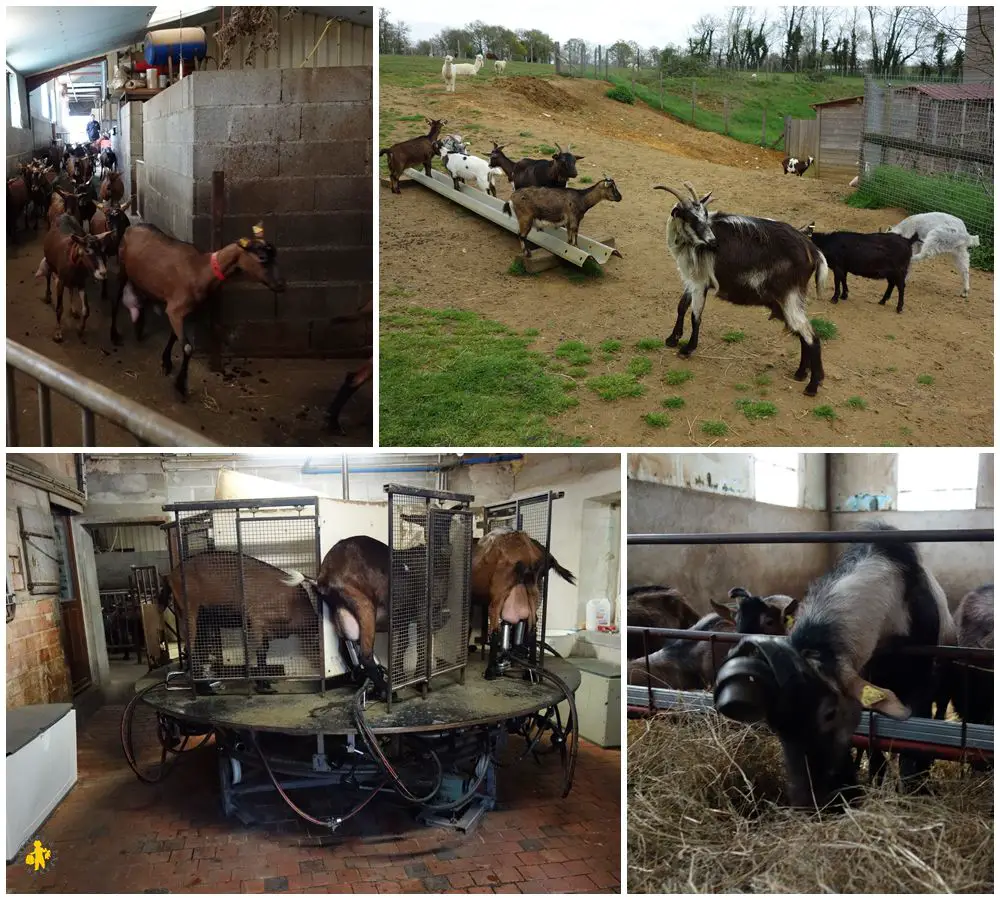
[634,337,662,351]
[885,334,896,341]
[700,421,728,437]
[664,369,694,386]
[848,165,993,271]
[754,373,772,387]
[507,258,534,277]
[812,405,837,421]
[845,396,868,410]
[810,317,838,340]
[917,374,935,385]
[661,396,686,410]
[606,84,635,104]
[643,412,671,428]
[523,328,540,337]
[587,373,646,401]
[734,399,778,420]
[566,258,605,281]
[566,365,589,378]
[599,339,622,354]
[578,175,594,184]
[555,340,592,366]
[519,131,533,137]
[734,383,750,392]
[379,306,578,445]
[538,143,558,155]
[627,356,653,377]
[722,330,745,344]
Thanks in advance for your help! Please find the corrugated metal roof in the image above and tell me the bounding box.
[896,83,994,101]
[811,95,864,109]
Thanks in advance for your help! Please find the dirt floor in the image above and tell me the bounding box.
[380,76,994,447]
[6,232,372,447]
[6,701,620,894]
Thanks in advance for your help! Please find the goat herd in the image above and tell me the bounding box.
[382,116,982,397]
[7,140,369,433]
[628,523,993,808]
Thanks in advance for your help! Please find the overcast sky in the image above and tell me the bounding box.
[379,1,712,48]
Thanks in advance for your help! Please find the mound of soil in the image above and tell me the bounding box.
[498,75,582,112]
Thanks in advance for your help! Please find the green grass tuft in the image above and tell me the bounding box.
[538,144,558,155]
[507,258,534,276]
[735,399,778,420]
[600,339,622,354]
[587,373,646,401]
[634,337,662,351]
[754,373,772,387]
[810,317,838,340]
[566,366,589,378]
[845,396,868,410]
[734,383,750,392]
[812,405,837,421]
[722,330,745,344]
[555,340,593,366]
[917,374,935,385]
[627,356,653,377]
[605,84,635,104]
[523,328,540,338]
[578,175,593,184]
[700,421,728,437]
[643,412,671,428]
[664,369,694,386]
[661,396,686,410]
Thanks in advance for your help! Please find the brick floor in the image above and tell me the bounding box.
[6,704,620,894]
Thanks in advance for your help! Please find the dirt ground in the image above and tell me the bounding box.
[380,76,994,447]
[6,232,372,447]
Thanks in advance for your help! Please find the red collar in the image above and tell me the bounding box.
[210,252,227,281]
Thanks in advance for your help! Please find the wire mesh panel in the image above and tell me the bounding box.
[858,76,993,252]
[387,484,474,707]
[164,498,322,693]
[482,491,561,666]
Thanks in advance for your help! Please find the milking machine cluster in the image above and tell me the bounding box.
[121,486,580,833]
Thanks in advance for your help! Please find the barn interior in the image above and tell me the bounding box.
[626,450,994,893]
[6,451,621,893]
[6,6,374,447]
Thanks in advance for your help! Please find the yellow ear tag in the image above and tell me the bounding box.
[861,684,887,707]
[238,238,250,249]
[785,615,795,631]
[252,222,264,238]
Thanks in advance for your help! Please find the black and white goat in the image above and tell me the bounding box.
[781,155,814,176]
[888,212,981,299]
[655,181,829,395]
[802,224,919,313]
[714,523,956,810]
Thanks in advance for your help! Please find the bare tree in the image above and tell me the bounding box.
[867,6,931,77]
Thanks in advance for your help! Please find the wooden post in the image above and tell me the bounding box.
[208,169,225,374]
[692,80,697,124]
[784,114,790,153]
[555,42,560,75]
[724,97,730,134]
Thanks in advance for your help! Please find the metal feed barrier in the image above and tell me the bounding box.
[403,167,621,270]
[627,527,994,765]
[7,339,217,447]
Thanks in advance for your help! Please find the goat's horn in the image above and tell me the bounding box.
[554,142,562,154]
[682,181,699,201]
[654,185,686,202]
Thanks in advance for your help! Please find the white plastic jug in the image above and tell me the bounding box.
[586,597,612,631]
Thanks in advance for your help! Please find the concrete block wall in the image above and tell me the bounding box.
[117,100,144,203]
[141,67,373,358]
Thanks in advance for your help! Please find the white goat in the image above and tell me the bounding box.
[494,59,507,74]
[438,147,504,197]
[888,212,981,298]
[442,53,484,92]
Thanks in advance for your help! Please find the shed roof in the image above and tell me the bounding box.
[894,83,994,101]
[810,95,864,109]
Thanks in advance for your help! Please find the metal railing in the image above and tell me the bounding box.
[627,526,994,763]
[7,339,217,447]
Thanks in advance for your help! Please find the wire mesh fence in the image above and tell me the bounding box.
[857,75,993,263]
[386,485,474,706]
[166,498,322,692]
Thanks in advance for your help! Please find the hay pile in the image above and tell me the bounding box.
[628,713,993,893]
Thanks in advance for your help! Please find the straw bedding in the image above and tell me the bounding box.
[627,711,994,893]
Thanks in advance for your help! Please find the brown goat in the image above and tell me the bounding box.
[503,178,623,255]
[113,222,286,396]
[37,214,112,343]
[626,585,700,659]
[160,550,321,691]
[99,170,123,202]
[471,529,576,679]
[47,188,83,228]
[380,117,446,194]
[328,359,373,433]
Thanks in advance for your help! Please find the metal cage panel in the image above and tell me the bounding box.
[386,485,474,705]
[166,498,322,692]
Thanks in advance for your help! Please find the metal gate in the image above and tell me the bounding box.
[163,497,322,693]
[482,491,564,667]
[386,484,474,710]
[100,588,143,661]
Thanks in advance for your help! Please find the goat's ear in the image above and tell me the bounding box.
[710,598,737,621]
[699,191,713,206]
[574,155,585,161]
[70,234,86,245]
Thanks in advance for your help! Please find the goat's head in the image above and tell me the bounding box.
[552,142,583,179]
[596,176,623,203]
[97,199,132,233]
[425,118,447,139]
[711,587,798,636]
[69,231,112,281]
[655,181,717,249]
[236,223,286,292]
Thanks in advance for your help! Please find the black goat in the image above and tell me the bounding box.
[802,224,919,313]
[489,141,583,189]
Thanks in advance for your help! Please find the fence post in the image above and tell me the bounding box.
[724,96,730,134]
[554,42,560,75]
[784,114,791,155]
[660,71,663,111]
[761,106,767,147]
[692,80,697,124]
[631,67,635,95]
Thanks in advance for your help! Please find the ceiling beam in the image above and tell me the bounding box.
[25,55,107,93]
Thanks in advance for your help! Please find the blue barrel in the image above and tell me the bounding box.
[144,27,207,66]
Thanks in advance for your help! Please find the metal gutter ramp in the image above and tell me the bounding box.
[403,168,622,272]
